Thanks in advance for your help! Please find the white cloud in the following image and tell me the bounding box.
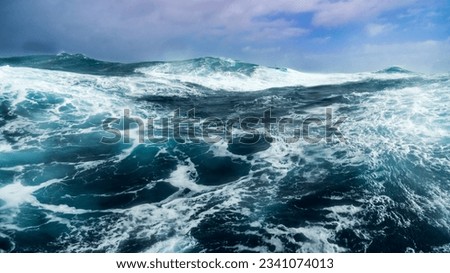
[290,39,450,73]
[73,0,440,71]
[85,0,417,37]
[309,0,416,26]
[366,23,396,37]
[242,46,281,54]
[312,36,332,44]
[361,39,450,66]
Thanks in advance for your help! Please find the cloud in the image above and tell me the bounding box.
[294,39,450,72]
[309,0,416,26]
[311,36,332,44]
[376,39,448,72]
[157,0,417,28]
[1,0,448,73]
[0,0,314,62]
[366,23,396,37]
[242,46,281,54]
[22,40,57,53]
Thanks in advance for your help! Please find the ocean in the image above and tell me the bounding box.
[0,53,449,253]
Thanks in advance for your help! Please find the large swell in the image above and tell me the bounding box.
[0,54,449,252]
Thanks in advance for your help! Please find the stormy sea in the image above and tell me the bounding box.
[0,53,449,253]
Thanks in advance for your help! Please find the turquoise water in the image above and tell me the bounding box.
[0,54,449,252]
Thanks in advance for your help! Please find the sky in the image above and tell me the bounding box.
[0,0,449,72]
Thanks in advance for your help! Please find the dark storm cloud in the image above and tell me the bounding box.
[0,0,158,60]
[0,0,310,61]
[0,1,59,55]
[0,1,208,60]
[22,40,57,53]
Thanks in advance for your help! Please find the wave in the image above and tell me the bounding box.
[0,53,138,76]
[376,66,413,74]
[0,54,421,92]
[0,54,449,253]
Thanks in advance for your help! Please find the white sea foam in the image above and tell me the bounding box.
[1,62,449,253]
[0,179,59,208]
[137,62,417,91]
[264,224,348,252]
[166,159,205,192]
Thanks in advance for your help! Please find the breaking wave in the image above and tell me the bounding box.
[0,54,449,253]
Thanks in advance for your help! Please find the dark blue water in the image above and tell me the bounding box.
[0,54,449,252]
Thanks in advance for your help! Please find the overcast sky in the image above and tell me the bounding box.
[0,0,449,72]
